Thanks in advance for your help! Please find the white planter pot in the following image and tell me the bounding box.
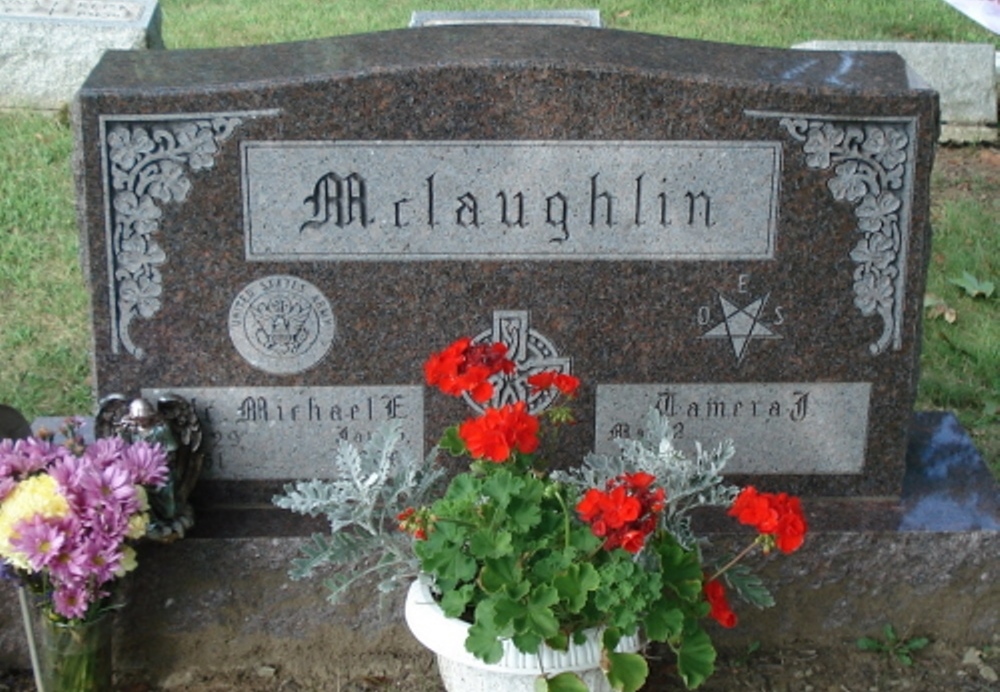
[404,577,642,692]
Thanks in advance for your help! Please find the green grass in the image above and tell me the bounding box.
[0,0,997,473]
[159,0,1000,49]
[0,113,92,418]
[920,153,1000,468]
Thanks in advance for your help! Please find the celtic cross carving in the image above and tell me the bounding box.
[468,311,571,415]
[102,115,244,358]
[776,117,915,355]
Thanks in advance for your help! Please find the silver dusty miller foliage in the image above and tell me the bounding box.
[273,421,445,603]
[554,409,739,551]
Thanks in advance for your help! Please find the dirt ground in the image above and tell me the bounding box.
[2,637,999,691]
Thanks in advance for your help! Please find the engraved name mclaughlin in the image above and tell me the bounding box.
[300,171,716,241]
[242,141,780,261]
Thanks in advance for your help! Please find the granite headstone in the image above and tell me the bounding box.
[73,26,939,501]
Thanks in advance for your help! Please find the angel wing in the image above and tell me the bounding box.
[96,393,131,439]
[155,394,204,506]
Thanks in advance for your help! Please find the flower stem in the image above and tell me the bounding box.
[552,486,572,548]
[709,537,762,582]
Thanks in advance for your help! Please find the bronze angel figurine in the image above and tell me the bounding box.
[97,394,204,542]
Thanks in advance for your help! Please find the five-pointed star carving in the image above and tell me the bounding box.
[701,292,781,365]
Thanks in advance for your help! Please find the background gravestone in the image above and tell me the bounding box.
[72,26,938,504]
[794,40,997,143]
[0,0,162,111]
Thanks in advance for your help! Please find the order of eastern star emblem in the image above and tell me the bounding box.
[701,292,781,365]
[467,310,571,415]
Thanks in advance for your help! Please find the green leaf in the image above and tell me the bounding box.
[553,563,600,612]
[642,603,684,642]
[605,651,648,692]
[508,494,544,530]
[723,563,775,609]
[482,469,522,510]
[677,625,717,689]
[512,630,544,654]
[465,620,504,664]
[439,583,474,616]
[525,602,560,639]
[949,271,995,299]
[479,557,520,593]
[493,596,526,628]
[655,537,704,601]
[883,624,898,643]
[470,528,513,559]
[904,637,930,651]
[440,425,467,455]
[856,637,884,652]
[541,673,589,692]
[415,522,477,586]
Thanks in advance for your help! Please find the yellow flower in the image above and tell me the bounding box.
[127,512,149,540]
[0,474,70,570]
[116,545,138,576]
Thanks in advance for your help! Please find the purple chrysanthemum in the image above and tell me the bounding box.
[122,441,170,487]
[9,515,66,571]
[52,581,90,620]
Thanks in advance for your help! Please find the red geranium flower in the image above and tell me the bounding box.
[703,578,738,628]
[424,337,514,403]
[527,371,581,397]
[458,402,539,463]
[728,486,807,554]
[576,473,666,554]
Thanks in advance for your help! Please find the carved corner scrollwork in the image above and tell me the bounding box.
[775,116,915,355]
[102,115,244,359]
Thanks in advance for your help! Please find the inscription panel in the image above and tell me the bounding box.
[242,141,781,261]
[596,383,871,474]
[144,386,423,480]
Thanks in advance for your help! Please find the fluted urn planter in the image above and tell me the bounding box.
[404,577,642,692]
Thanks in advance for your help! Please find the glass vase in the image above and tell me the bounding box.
[37,614,113,692]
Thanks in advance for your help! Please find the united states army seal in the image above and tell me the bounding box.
[229,275,335,374]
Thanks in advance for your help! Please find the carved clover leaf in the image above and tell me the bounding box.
[174,121,222,171]
[117,235,166,274]
[849,232,896,271]
[853,269,894,316]
[856,193,901,232]
[146,160,192,203]
[108,125,156,171]
[828,161,872,202]
[113,191,162,237]
[118,272,163,319]
[802,122,844,169]
[862,126,908,171]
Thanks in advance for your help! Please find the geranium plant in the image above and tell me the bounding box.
[276,337,807,691]
[0,419,169,622]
